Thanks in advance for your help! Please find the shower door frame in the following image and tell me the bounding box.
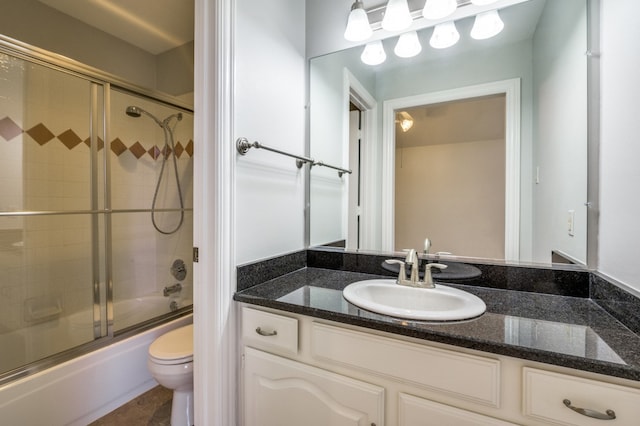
[0,34,193,385]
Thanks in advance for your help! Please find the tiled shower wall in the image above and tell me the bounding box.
[0,52,193,340]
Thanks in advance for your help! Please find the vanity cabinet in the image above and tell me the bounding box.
[398,393,517,426]
[240,306,640,426]
[244,347,384,426]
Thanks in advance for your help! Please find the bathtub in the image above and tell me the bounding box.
[0,295,192,425]
[0,294,192,375]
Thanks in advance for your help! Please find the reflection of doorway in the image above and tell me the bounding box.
[347,102,361,250]
[394,95,506,258]
[344,70,376,250]
[381,79,521,260]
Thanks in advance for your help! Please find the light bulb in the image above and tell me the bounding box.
[397,111,414,132]
[361,40,387,65]
[394,31,422,58]
[344,1,373,42]
[429,21,460,49]
[422,0,457,20]
[471,10,504,40]
[381,0,413,32]
[470,0,498,5]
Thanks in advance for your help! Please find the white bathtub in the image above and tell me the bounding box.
[0,294,192,374]
[0,313,192,425]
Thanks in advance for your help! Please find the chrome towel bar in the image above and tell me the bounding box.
[236,137,352,177]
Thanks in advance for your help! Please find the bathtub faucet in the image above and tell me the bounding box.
[163,283,182,297]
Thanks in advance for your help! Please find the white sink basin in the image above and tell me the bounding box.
[343,279,486,321]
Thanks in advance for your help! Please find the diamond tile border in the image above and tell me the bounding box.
[0,116,194,160]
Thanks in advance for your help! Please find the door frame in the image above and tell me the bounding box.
[380,78,521,261]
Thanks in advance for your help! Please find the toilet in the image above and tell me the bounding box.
[148,324,194,426]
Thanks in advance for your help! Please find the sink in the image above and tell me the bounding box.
[342,279,486,321]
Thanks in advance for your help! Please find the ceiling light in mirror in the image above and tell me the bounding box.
[470,10,505,39]
[361,40,387,65]
[396,111,414,132]
[430,21,460,49]
[394,31,422,58]
[344,0,373,41]
[381,0,413,32]
[422,0,458,20]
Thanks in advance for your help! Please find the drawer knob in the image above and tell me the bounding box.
[563,399,616,420]
[255,327,278,337]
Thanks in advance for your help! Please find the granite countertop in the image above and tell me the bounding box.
[234,267,640,382]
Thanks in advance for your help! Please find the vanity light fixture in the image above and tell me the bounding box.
[394,31,422,58]
[361,40,387,65]
[381,0,413,32]
[397,111,414,132]
[430,21,460,49]
[470,10,504,40]
[422,0,457,20]
[344,0,373,41]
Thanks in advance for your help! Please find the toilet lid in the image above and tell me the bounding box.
[149,324,193,363]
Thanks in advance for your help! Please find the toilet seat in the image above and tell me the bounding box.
[149,324,193,365]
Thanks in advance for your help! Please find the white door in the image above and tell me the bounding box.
[244,347,384,426]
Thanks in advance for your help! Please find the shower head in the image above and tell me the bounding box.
[126,105,182,128]
[125,105,142,118]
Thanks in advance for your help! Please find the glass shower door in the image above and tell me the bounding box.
[0,52,106,377]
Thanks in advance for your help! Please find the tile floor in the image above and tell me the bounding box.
[89,385,172,426]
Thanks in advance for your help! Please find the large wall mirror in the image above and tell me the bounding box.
[309,0,591,266]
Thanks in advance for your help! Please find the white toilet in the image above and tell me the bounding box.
[148,323,194,426]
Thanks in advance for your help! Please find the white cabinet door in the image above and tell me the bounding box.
[398,393,518,426]
[244,347,384,426]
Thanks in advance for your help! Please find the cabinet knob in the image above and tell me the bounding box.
[255,327,277,337]
[563,399,616,420]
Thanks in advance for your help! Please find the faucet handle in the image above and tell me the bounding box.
[385,259,406,284]
[424,263,448,287]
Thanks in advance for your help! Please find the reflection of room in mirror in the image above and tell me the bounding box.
[308,0,589,266]
[395,94,506,259]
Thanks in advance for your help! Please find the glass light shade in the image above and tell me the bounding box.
[361,40,387,65]
[394,31,422,58]
[429,21,460,49]
[344,2,373,41]
[422,0,457,20]
[470,0,498,5]
[470,10,504,40]
[381,0,413,32]
[397,111,414,132]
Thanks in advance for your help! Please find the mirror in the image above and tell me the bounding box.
[309,0,589,266]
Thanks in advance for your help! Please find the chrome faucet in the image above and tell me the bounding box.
[385,248,422,287]
[163,283,182,297]
[385,246,448,288]
[405,248,420,285]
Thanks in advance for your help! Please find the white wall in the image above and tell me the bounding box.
[395,139,505,258]
[598,0,640,292]
[234,0,307,264]
[309,49,376,246]
[532,0,587,264]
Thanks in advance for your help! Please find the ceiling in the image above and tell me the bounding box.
[396,94,506,148]
[38,0,194,55]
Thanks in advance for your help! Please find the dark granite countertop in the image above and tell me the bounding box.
[234,267,640,382]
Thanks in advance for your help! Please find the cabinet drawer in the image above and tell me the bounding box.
[523,367,640,425]
[242,307,298,355]
[399,393,517,426]
[311,322,501,407]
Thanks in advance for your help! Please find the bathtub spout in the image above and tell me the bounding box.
[163,283,182,297]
